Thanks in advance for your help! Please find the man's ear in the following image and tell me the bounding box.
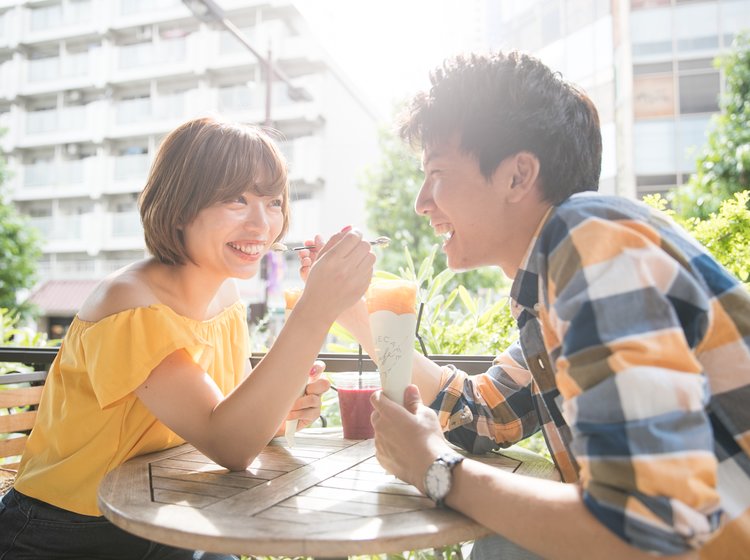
[506,152,541,202]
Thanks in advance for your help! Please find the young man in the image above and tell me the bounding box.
[369,51,750,559]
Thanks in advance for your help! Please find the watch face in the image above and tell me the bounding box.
[425,462,452,501]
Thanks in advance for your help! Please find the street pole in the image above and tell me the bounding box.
[265,46,273,128]
[181,0,312,109]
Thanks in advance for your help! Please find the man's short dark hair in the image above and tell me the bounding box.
[400,51,602,205]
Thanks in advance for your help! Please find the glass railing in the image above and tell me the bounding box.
[116,98,152,124]
[118,38,186,70]
[111,212,143,238]
[120,0,181,16]
[26,106,87,135]
[28,215,82,240]
[28,0,92,32]
[24,160,85,188]
[113,153,149,181]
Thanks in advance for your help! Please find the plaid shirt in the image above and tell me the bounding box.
[430,193,750,556]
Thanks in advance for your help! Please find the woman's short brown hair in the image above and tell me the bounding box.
[139,116,289,265]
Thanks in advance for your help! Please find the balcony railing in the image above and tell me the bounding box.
[25,106,88,135]
[0,347,492,384]
[118,38,186,70]
[113,153,149,181]
[27,52,90,83]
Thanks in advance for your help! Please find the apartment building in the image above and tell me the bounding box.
[487,0,750,199]
[0,0,380,335]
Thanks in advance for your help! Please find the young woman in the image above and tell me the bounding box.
[0,117,376,560]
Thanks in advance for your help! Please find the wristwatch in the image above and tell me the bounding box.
[423,452,464,508]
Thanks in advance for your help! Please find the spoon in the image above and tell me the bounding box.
[271,236,390,253]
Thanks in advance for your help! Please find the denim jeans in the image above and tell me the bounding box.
[0,489,238,560]
[468,534,543,560]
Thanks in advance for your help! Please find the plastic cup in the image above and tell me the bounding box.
[284,287,303,317]
[366,280,417,406]
[332,371,380,440]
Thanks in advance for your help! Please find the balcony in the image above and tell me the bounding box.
[280,136,323,185]
[15,158,97,201]
[285,198,321,244]
[24,0,97,44]
[29,214,82,241]
[113,36,193,82]
[216,83,264,117]
[119,0,183,17]
[110,153,150,190]
[110,211,142,238]
[103,211,145,251]
[113,91,187,135]
[21,49,99,95]
[0,58,17,99]
[21,104,95,147]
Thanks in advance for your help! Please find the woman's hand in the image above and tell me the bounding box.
[279,361,330,434]
[298,231,375,355]
[298,234,323,283]
[295,227,375,324]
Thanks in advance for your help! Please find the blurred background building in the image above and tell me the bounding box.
[488,0,750,199]
[0,0,380,336]
[1,0,749,337]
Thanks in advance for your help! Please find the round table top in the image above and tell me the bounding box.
[98,428,558,557]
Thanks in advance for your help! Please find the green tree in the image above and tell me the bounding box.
[646,191,750,287]
[360,123,506,293]
[0,149,42,317]
[670,32,750,219]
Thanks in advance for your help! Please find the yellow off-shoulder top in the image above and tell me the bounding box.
[14,301,248,516]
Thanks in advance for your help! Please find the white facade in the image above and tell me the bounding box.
[487,0,750,199]
[0,0,380,319]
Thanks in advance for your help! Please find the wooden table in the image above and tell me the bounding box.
[98,428,559,557]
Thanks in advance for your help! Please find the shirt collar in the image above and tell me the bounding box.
[509,206,555,319]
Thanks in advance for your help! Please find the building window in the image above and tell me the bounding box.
[678,72,720,114]
[29,2,62,32]
[634,119,676,175]
[634,74,675,118]
[633,61,673,75]
[635,173,678,199]
[677,114,712,172]
[675,2,719,54]
[631,0,670,10]
[631,7,672,60]
[721,0,750,47]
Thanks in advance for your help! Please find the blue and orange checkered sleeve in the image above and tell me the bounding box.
[428,341,540,455]
[539,205,723,554]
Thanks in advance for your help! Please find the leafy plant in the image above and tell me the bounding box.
[644,191,750,288]
[0,155,42,317]
[0,308,49,375]
[327,245,514,357]
[669,32,750,219]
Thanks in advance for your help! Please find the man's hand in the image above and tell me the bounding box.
[370,384,453,492]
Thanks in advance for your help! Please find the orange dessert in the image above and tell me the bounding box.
[366,280,417,315]
[284,287,303,310]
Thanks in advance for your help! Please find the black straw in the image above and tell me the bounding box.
[415,301,428,356]
[357,344,362,389]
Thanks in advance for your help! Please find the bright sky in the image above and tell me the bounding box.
[294,0,484,118]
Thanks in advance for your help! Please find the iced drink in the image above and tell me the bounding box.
[284,287,303,316]
[333,372,380,439]
[366,280,418,406]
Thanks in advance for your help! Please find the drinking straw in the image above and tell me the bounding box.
[357,344,362,389]
[415,301,429,356]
